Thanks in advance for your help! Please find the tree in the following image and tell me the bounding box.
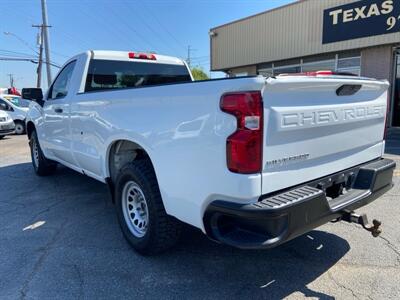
[191,67,209,81]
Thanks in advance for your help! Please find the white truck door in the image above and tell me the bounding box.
[42,60,77,165]
[68,56,105,179]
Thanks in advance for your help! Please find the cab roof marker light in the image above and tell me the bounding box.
[128,52,157,60]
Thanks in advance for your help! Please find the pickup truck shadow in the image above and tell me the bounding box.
[0,162,349,299]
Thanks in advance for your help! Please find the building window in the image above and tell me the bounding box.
[257,51,361,77]
[273,59,301,75]
[302,54,335,72]
[258,63,273,77]
[258,68,273,77]
[274,65,301,75]
[302,60,336,72]
[302,54,336,72]
[337,55,361,76]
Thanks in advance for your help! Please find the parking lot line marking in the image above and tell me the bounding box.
[23,221,46,231]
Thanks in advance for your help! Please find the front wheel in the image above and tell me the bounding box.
[115,160,182,255]
[29,130,57,176]
[14,121,26,135]
[0,135,4,140]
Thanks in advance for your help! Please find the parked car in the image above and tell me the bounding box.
[0,110,15,139]
[0,94,29,134]
[25,50,396,255]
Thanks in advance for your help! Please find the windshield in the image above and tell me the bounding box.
[1,96,30,108]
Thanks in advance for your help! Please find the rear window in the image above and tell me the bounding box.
[85,59,192,92]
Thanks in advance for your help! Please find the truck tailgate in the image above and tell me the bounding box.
[261,76,389,195]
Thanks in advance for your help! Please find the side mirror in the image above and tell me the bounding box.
[21,88,44,107]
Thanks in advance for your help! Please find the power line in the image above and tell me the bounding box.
[106,3,160,52]
[0,51,60,67]
[0,56,61,68]
[191,55,210,60]
[0,49,36,58]
[55,28,93,50]
[122,0,184,56]
[77,4,134,49]
[0,57,35,61]
[3,32,38,55]
[142,3,187,52]
[49,49,69,59]
[192,58,210,63]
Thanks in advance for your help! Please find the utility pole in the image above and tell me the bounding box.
[187,45,192,68]
[40,0,52,86]
[186,45,197,68]
[32,25,46,88]
[7,74,14,87]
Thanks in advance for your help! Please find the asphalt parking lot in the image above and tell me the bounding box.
[1,134,399,300]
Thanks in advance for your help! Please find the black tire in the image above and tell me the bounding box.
[29,130,57,176]
[14,121,26,135]
[0,135,4,140]
[115,160,181,255]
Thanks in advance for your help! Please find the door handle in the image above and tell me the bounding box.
[54,108,63,113]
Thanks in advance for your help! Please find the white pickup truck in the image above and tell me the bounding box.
[26,50,396,255]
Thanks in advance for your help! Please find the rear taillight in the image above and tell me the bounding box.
[220,91,263,174]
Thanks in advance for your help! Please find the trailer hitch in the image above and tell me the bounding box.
[340,211,382,237]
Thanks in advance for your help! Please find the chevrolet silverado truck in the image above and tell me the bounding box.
[25,50,396,255]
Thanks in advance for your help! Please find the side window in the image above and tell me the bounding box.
[48,60,76,100]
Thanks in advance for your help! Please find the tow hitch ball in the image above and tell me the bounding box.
[340,212,382,237]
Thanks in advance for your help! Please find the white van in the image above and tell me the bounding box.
[0,95,30,134]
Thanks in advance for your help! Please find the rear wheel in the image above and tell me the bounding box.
[29,130,57,176]
[115,160,182,255]
[14,121,25,135]
[0,135,4,140]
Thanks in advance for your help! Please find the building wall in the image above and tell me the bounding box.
[211,0,400,71]
[361,45,394,80]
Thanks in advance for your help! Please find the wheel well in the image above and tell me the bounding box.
[26,121,35,139]
[108,140,153,183]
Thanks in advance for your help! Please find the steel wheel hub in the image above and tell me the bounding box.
[15,124,24,134]
[32,139,39,167]
[122,181,149,238]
